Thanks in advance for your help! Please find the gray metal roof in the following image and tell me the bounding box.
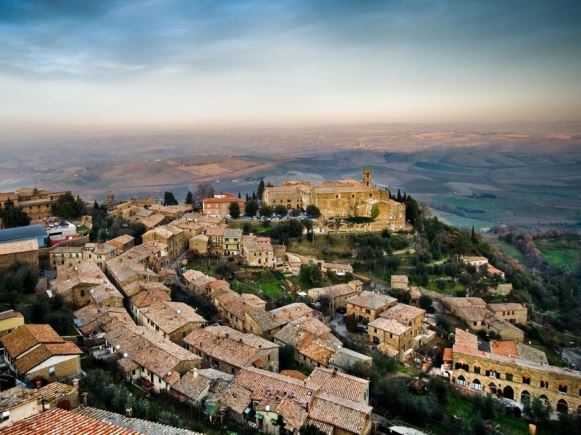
[0,224,47,243]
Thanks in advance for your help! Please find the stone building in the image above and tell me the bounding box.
[240,235,275,268]
[487,303,527,325]
[0,240,38,274]
[308,280,363,313]
[0,188,69,224]
[263,168,406,231]
[0,310,24,337]
[183,325,279,374]
[202,194,245,218]
[140,301,206,344]
[346,291,397,324]
[448,328,581,414]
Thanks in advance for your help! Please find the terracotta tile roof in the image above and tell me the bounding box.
[0,408,139,434]
[141,301,205,334]
[16,341,82,373]
[368,317,410,336]
[443,347,453,361]
[241,293,266,309]
[308,282,360,301]
[308,391,372,435]
[219,384,253,414]
[74,304,134,336]
[280,370,307,381]
[139,213,166,229]
[214,289,248,320]
[491,340,518,357]
[347,291,397,311]
[171,368,234,401]
[206,226,225,237]
[277,397,308,432]
[1,324,63,358]
[73,407,203,435]
[328,348,372,372]
[487,303,526,312]
[304,418,334,435]
[247,303,315,333]
[183,325,277,369]
[182,269,206,283]
[0,239,38,255]
[106,323,200,381]
[128,286,172,309]
[108,234,134,247]
[124,281,171,299]
[306,368,369,403]
[379,303,425,325]
[35,382,76,403]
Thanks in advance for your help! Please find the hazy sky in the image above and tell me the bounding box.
[1,0,581,133]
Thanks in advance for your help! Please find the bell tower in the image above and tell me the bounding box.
[362,167,372,187]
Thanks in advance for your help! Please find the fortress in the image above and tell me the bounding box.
[263,168,407,231]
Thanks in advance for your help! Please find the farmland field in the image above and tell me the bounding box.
[535,235,581,271]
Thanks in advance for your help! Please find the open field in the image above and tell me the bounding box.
[535,235,581,272]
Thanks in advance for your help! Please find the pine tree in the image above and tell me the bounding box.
[238,192,241,199]
[252,192,257,201]
[471,226,477,245]
[185,191,193,205]
[257,179,265,200]
[397,189,402,202]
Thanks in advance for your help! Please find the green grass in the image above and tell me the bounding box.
[535,235,581,272]
[425,277,466,295]
[488,238,526,264]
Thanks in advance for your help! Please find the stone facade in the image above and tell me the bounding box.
[0,240,39,274]
[263,168,406,231]
[449,329,581,415]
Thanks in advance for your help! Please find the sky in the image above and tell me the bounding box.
[1,0,581,135]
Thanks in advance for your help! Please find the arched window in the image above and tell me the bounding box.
[472,379,482,391]
[457,375,466,386]
[488,383,497,394]
[503,386,514,400]
[539,395,550,407]
[520,391,530,405]
[557,399,569,414]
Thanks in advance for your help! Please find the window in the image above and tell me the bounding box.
[540,380,548,389]
[474,367,481,374]
[522,376,531,385]
[559,385,568,393]
[49,366,56,375]
[506,373,513,382]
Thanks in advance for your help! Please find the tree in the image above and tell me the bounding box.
[419,295,433,311]
[259,204,273,218]
[245,200,259,217]
[194,183,215,206]
[163,191,178,206]
[371,204,380,220]
[185,191,193,205]
[273,204,288,216]
[229,201,241,219]
[345,314,358,332]
[0,200,30,228]
[300,424,326,435]
[51,192,85,219]
[127,222,146,244]
[257,179,265,200]
[299,264,322,287]
[306,204,321,218]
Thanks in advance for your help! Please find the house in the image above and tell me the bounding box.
[390,275,409,290]
[244,303,317,339]
[346,291,397,324]
[0,240,39,274]
[219,367,373,435]
[35,381,80,410]
[127,282,172,324]
[320,262,353,276]
[0,387,40,429]
[241,235,275,268]
[142,224,188,261]
[170,368,234,405]
[0,310,24,337]
[0,324,82,382]
[213,288,263,331]
[107,234,135,253]
[443,297,525,342]
[105,242,168,292]
[148,203,192,221]
[202,194,245,218]
[80,243,117,269]
[206,226,225,253]
[368,317,413,358]
[73,304,134,336]
[273,316,342,369]
[447,328,581,415]
[329,347,373,373]
[308,281,363,313]
[51,260,123,309]
[460,256,489,267]
[183,325,279,374]
[223,228,243,256]
[139,213,166,230]
[105,323,201,393]
[189,234,209,254]
[182,269,213,293]
[0,189,69,224]
[486,264,506,280]
[379,303,425,338]
[140,301,206,343]
[486,303,527,325]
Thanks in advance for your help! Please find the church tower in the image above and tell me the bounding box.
[362,167,372,187]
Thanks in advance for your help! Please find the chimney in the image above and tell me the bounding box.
[82,392,88,407]
[126,407,133,417]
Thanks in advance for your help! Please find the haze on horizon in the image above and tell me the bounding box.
[1,0,581,138]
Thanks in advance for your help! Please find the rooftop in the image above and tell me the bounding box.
[379,303,425,325]
[306,367,369,403]
[0,225,46,244]
[141,301,205,334]
[0,239,39,255]
[247,303,315,333]
[346,291,396,311]
[368,317,410,336]
[0,387,37,412]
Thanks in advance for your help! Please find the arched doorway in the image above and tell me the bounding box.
[520,391,530,405]
[503,386,514,400]
[457,375,466,386]
[488,383,496,394]
[557,399,569,414]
